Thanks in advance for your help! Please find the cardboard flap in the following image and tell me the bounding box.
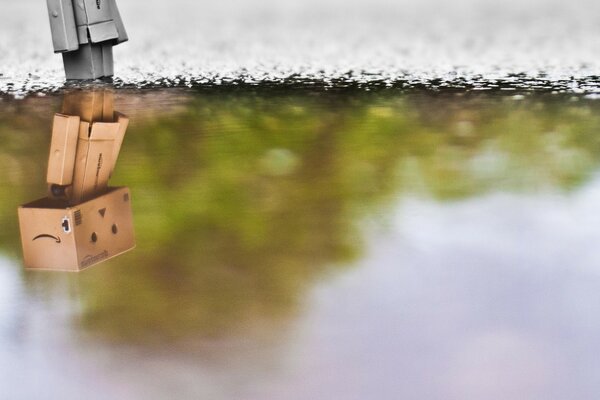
[88,21,120,44]
[110,112,129,175]
[79,121,120,140]
[90,122,120,140]
[83,0,115,25]
[47,114,81,185]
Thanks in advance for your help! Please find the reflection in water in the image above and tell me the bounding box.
[17,89,134,271]
[83,92,600,340]
[1,90,600,398]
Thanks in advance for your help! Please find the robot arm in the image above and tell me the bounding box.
[46,0,79,53]
[107,0,129,44]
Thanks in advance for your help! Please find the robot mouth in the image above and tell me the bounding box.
[33,234,62,244]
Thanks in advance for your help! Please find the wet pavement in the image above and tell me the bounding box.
[2,0,600,96]
[1,87,600,398]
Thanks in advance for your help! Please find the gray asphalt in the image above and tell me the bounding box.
[1,0,599,96]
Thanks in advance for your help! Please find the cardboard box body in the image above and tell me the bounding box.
[18,187,135,272]
[46,107,129,205]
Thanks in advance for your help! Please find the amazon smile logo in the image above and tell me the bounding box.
[33,234,61,243]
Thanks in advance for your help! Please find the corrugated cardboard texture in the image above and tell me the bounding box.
[71,121,118,204]
[49,90,126,205]
[74,187,136,270]
[19,187,135,271]
[18,205,79,271]
[24,89,134,271]
[46,114,80,185]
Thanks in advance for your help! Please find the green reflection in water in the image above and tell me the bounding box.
[1,90,600,342]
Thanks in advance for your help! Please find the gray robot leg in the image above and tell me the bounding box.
[102,44,114,77]
[62,43,114,80]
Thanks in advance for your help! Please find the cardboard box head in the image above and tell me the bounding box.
[19,187,135,272]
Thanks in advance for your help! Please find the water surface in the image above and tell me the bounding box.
[1,88,600,399]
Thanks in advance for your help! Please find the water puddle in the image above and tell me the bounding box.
[1,87,599,398]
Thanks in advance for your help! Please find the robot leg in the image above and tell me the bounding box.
[102,44,114,77]
[62,43,112,80]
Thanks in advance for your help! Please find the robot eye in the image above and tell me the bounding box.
[62,217,71,233]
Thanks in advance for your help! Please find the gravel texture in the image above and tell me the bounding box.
[1,0,600,96]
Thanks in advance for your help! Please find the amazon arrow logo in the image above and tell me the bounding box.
[33,234,61,243]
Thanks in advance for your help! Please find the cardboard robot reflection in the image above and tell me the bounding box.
[46,0,128,80]
[18,90,135,272]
